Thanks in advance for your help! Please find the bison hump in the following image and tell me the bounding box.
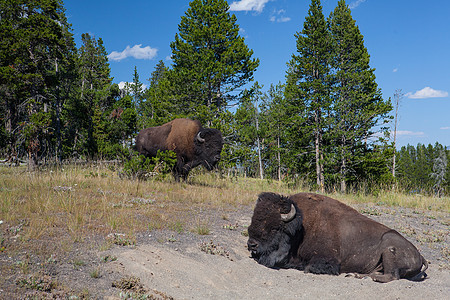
[166,119,201,156]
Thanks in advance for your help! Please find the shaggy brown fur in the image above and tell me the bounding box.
[247,192,428,283]
[136,118,223,181]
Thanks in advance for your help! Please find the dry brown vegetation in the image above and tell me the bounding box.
[0,164,294,246]
[0,164,449,298]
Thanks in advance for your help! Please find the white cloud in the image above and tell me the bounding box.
[406,87,449,99]
[270,9,291,23]
[239,28,248,39]
[393,68,398,73]
[349,0,367,9]
[278,16,291,22]
[273,16,290,22]
[108,44,158,62]
[118,81,148,90]
[396,130,425,137]
[440,127,450,130]
[118,81,127,89]
[229,0,270,13]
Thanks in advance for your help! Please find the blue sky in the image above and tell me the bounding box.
[64,0,450,148]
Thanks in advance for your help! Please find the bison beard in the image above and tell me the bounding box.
[247,192,428,283]
[249,218,301,269]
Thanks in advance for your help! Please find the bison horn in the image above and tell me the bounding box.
[280,204,296,222]
[196,132,205,143]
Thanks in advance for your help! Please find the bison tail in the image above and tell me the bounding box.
[409,255,428,281]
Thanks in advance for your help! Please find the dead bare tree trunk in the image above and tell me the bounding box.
[314,109,324,193]
[277,135,281,181]
[340,135,347,193]
[55,58,62,164]
[392,89,404,178]
[256,114,264,180]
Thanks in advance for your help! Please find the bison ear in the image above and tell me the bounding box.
[257,192,279,203]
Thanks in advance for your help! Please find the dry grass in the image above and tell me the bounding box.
[0,164,448,258]
[1,164,449,297]
[0,165,291,255]
[330,189,450,212]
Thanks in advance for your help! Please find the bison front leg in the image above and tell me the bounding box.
[172,171,181,182]
[173,169,189,182]
[305,257,340,275]
[173,160,190,182]
[369,247,400,283]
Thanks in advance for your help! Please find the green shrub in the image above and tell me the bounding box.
[121,150,176,180]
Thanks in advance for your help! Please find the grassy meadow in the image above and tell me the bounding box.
[0,163,449,256]
[0,163,449,297]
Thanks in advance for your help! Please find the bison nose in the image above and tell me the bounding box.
[247,239,258,251]
[214,155,221,161]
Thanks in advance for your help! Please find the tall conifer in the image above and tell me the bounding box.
[75,33,113,157]
[285,0,330,191]
[170,0,259,124]
[0,0,77,168]
[260,83,289,181]
[328,0,392,192]
[140,61,177,128]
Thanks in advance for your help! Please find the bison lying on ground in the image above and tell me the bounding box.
[247,192,428,283]
[136,118,223,181]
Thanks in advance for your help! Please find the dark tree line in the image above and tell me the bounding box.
[0,0,136,169]
[1,0,447,195]
[396,143,449,196]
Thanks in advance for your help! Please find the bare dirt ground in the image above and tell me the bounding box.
[1,202,449,299]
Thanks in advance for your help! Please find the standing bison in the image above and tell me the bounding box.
[135,118,223,181]
[247,192,428,282]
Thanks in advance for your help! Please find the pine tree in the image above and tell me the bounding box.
[430,146,447,197]
[54,27,78,163]
[75,33,113,158]
[415,144,434,189]
[396,143,449,195]
[131,66,144,108]
[233,83,264,178]
[0,0,77,168]
[130,66,145,129]
[170,0,259,124]
[260,83,290,181]
[149,60,167,89]
[140,61,177,128]
[103,88,137,158]
[285,0,331,191]
[0,0,33,162]
[328,0,392,192]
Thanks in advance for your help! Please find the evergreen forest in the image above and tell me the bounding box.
[1,0,449,196]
